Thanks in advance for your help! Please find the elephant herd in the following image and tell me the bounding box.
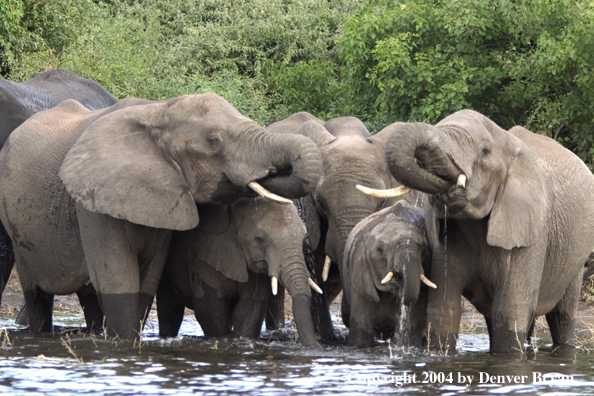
[1,69,593,355]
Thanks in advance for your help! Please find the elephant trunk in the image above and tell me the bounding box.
[271,248,324,350]
[257,133,322,199]
[393,247,422,306]
[385,123,461,194]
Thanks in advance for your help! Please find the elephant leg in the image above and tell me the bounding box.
[347,296,375,348]
[427,286,462,353]
[265,285,285,330]
[23,285,54,332]
[232,279,268,339]
[193,281,232,337]
[77,207,171,340]
[306,247,336,341]
[76,286,103,332]
[156,277,185,338]
[0,221,14,307]
[546,273,581,347]
[490,288,537,354]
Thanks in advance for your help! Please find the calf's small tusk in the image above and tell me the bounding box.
[322,256,331,282]
[456,174,467,188]
[308,278,323,294]
[356,184,410,198]
[248,181,293,204]
[381,272,394,284]
[421,274,437,289]
[271,276,278,295]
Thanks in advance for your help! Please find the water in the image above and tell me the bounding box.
[2,310,594,395]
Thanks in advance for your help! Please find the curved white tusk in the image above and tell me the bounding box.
[322,256,331,282]
[356,184,410,198]
[271,276,278,295]
[248,181,293,204]
[308,278,323,294]
[421,274,437,289]
[381,272,394,284]
[456,174,467,188]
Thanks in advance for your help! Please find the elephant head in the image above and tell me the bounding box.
[293,118,410,275]
[345,201,433,306]
[58,93,323,231]
[364,109,554,250]
[192,197,323,349]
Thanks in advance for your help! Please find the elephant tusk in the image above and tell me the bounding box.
[456,174,467,188]
[308,278,323,294]
[421,274,437,289]
[356,184,410,198]
[381,272,394,284]
[248,181,293,204]
[322,256,331,282]
[271,276,278,295]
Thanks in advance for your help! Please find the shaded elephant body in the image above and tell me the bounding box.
[0,94,322,340]
[381,109,594,353]
[157,198,322,349]
[343,200,431,348]
[0,69,118,307]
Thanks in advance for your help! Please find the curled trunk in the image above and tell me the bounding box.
[385,123,460,194]
[257,133,322,199]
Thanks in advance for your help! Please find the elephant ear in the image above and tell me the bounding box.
[59,100,199,231]
[194,216,248,283]
[487,128,554,250]
[345,214,381,303]
[294,120,336,148]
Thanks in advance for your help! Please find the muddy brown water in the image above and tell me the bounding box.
[1,308,594,395]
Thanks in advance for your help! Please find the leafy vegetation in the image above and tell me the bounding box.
[2,0,594,165]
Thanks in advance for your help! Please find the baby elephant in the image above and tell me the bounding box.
[342,200,434,348]
[156,197,324,349]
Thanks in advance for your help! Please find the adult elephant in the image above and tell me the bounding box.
[266,113,410,341]
[0,93,322,340]
[157,197,324,349]
[0,68,117,146]
[363,109,594,353]
[0,69,118,308]
[343,200,434,348]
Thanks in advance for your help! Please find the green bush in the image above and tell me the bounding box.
[339,0,594,164]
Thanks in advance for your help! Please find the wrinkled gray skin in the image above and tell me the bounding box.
[157,198,323,350]
[0,94,322,340]
[0,69,117,307]
[385,109,594,354]
[343,200,431,348]
[266,113,415,341]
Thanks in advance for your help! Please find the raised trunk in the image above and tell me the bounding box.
[385,123,460,194]
[257,133,322,199]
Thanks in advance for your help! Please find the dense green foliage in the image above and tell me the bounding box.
[2,0,594,165]
[339,0,594,164]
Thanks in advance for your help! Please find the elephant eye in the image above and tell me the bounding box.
[481,147,491,156]
[208,136,222,146]
[254,236,266,246]
[376,246,384,255]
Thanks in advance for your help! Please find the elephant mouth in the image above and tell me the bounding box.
[429,186,468,217]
